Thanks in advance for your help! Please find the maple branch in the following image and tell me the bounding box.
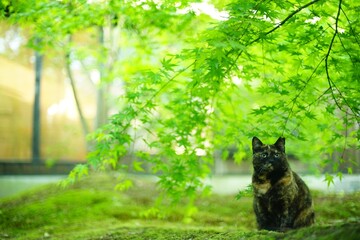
[140,62,195,110]
[253,0,322,45]
[230,0,322,70]
[340,8,360,47]
[325,0,360,123]
[282,56,325,134]
[305,87,331,109]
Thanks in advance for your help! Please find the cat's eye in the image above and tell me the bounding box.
[260,153,267,158]
[274,153,280,158]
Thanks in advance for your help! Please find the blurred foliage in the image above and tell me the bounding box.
[1,0,359,215]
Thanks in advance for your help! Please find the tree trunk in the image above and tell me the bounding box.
[32,49,43,164]
[65,36,91,151]
[95,26,108,129]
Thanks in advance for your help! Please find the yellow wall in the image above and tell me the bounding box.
[0,56,91,162]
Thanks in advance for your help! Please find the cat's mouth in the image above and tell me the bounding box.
[255,163,274,174]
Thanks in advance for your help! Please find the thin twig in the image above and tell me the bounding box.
[340,8,360,47]
[65,37,91,140]
[282,56,325,134]
[337,34,355,64]
[305,87,332,109]
[341,110,348,160]
[140,62,195,110]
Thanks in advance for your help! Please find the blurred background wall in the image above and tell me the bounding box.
[0,56,92,162]
[0,23,98,173]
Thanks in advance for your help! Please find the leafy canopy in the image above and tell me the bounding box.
[81,0,359,210]
[2,0,359,216]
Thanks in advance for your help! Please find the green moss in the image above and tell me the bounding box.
[0,174,359,239]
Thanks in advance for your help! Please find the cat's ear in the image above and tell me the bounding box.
[274,137,285,152]
[252,137,263,153]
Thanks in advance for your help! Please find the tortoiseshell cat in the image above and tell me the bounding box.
[252,137,314,231]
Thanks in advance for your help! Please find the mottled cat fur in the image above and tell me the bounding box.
[252,137,314,231]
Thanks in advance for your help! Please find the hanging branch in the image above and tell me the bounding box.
[65,36,91,147]
[228,0,322,73]
[325,0,359,124]
[139,0,324,112]
[340,7,360,47]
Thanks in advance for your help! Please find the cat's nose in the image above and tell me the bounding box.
[268,158,276,164]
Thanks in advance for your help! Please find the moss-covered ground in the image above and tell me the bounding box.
[0,173,359,239]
